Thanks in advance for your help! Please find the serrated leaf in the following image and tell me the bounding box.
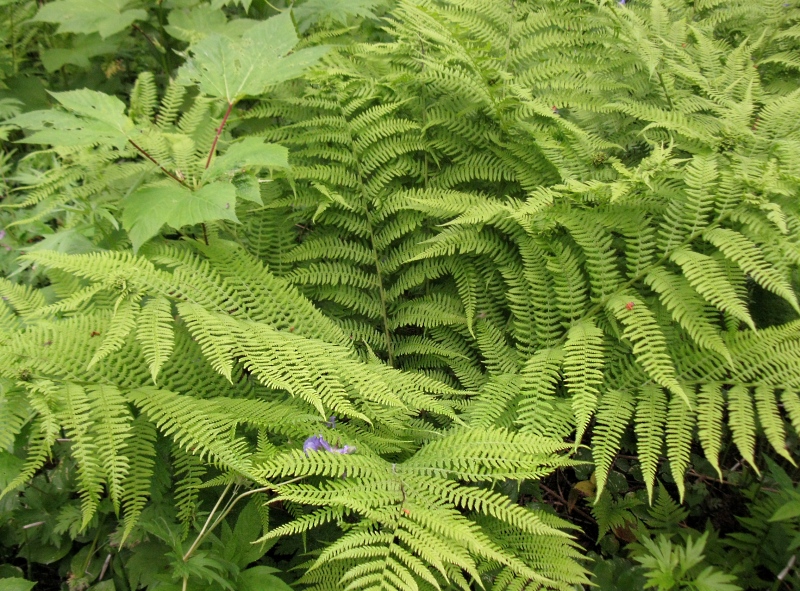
[232,174,262,204]
[40,34,120,72]
[176,11,329,103]
[205,137,289,181]
[122,182,239,252]
[697,382,724,478]
[607,294,689,405]
[166,4,257,43]
[33,0,147,38]
[9,89,134,148]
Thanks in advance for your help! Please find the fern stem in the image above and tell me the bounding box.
[341,106,396,365]
[183,481,233,562]
[206,101,235,170]
[656,71,675,110]
[127,139,188,187]
[182,476,305,563]
[367,219,396,366]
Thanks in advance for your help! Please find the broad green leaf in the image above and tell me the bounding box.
[0,578,35,591]
[238,567,293,591]
[176,11,329,103]
[0,451,23,490]
[123,182,238,252]
[10,89,133,148]
[166,5,256,43]
[205,138,289,181]
[40,34,120,72]
[233,174,262,204]
[32,0,147,38]
[51,89,131,131]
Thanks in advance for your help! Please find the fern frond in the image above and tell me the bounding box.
[135,296,174,384]
[592,389,636,499]
[666,388,696,502]
[88,293,141,369]
[669,248,755,330]
[754,385,794,464]
[120,416,157,543]
[727,384,759,473]
[635,385,667,504]
[563,320,604,443]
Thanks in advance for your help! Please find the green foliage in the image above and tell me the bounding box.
[633,532,741,591]
[0,0,799,588]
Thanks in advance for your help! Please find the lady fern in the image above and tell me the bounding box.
[1,0,800,588]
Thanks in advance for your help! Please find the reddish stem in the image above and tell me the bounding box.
[206,101,235,169]
[128,139,187,187]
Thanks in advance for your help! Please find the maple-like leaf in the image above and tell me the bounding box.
[165,4,257,43]
[122,182,238,252]
[40,35,121,72]
[33,0,147,38]
[204,138,289,180]
[10,89,134,148]
[176,11,328,104]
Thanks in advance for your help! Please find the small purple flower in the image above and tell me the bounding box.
[618,0,626,4]
[326,415,337,428]
[0,229,5,240]
[303,435,332,454]
[303,434,355,456]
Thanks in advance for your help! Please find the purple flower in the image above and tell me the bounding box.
[618,0,626,4]
[303,435,332,454]
[326,415,337,428]
[0,229,5,240]
[303,435,355,456]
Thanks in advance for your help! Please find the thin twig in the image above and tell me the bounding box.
[128,139,188,187]
[131,24,160,54]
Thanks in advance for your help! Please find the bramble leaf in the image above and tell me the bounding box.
[205,137,289,181]
[10,89,134,148]
[176,11,329,104]
[32,0,147,38]
[122,182,238,252]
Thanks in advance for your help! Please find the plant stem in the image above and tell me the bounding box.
[206,101,235,169]
[202,223,209,245]
[128,139,188,187]
[132,24,169,78]
[182,476,305,564]
[183,481,233,562]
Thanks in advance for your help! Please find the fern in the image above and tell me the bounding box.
[2,0,800,587]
